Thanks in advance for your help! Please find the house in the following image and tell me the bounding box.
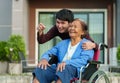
[0,0,119,66]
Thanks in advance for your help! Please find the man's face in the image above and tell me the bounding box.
[56,19,70,33]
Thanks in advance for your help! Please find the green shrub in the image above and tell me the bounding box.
[5,35,26,63]
[117,44,120,61]
[0,41,9,62]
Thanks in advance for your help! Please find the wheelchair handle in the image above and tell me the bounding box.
[98,43,108,50]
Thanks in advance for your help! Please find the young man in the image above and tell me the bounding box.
[37,8,98,50]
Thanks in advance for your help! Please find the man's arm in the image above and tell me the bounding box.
[37,25,58,44]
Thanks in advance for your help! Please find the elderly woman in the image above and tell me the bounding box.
[32,18,94,83]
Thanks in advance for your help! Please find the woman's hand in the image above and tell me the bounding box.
[57,62,66,72]
[37,59,50,70]
[82,41,96,50]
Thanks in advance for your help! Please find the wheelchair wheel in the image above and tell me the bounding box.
[88,70,110,83]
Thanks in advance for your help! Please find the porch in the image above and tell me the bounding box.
[0,72,120,83]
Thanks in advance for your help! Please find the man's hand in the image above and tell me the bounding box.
[57,62,66,72]
[82,41,96,50]
[37,23,45,35]
[37,59,50,70]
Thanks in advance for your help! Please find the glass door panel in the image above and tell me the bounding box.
[74,14,88,24]
[74,13,104,63]
[38,13,55,59]
[89,13,104,63]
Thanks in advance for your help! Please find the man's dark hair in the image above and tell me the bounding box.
[56,9,74,23]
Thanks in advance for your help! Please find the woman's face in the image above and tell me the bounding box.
[68,20,84,38]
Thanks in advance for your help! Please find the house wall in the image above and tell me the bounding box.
[28,0,114,62]
[12,0,29,55]
[0,0,117,65]
[117,0,120,46]
[0,0,12,41]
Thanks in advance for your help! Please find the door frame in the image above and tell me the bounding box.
[35,8,108,65]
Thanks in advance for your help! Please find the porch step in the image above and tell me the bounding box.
[0,73,120,83]
[0,74,32,83]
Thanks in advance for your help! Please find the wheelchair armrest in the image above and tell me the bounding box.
[48,54,58,65]
[88,60,101,64]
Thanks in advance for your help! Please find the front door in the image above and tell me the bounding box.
[36,9,107,64]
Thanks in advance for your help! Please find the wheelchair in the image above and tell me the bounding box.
[49,43,110,83]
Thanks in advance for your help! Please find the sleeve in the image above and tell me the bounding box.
[65,50,94,68]
[37,25,58,44]
[85,33,98,51]
[40,41,61,61]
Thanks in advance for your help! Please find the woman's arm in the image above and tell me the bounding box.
[65,50,94,68]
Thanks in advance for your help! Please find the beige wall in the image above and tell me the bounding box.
[12,0,29,56]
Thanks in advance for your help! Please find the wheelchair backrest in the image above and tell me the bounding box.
[93,43,108,61]
[93,49,100,61]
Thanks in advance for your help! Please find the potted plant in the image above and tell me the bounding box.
[0,41,9,74]
[117,44,120,65]
[5,34,26,74]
